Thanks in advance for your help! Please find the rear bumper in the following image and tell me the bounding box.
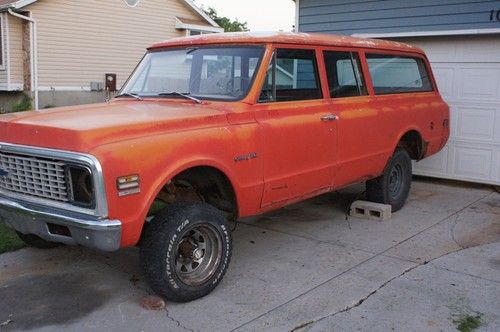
[0,196,121,251]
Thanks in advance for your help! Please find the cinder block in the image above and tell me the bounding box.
[349,200,392,222]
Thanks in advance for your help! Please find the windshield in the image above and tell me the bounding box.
[120,46,265,101]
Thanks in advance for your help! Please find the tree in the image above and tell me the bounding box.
[204,7,249,32]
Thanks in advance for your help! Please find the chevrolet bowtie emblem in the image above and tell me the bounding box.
[0,168,8,178]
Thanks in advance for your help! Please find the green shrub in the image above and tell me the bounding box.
[11,94,32,113]
[0,223,25,254]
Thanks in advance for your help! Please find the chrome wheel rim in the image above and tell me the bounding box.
[388,163,403,199]
[175,224,222,286]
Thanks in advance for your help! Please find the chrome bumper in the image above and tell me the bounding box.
[0,196,121,251]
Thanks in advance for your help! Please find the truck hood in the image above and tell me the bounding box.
[0,100,228,153]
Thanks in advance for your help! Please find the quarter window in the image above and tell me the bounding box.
[259,49,322,102]
[366,54,433,94]
[324,51,367,98]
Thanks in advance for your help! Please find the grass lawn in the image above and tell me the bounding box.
[0,223,25,254]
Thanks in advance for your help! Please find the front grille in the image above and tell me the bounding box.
[0,152,69,202]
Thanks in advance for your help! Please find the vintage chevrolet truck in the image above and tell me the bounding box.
[0,32,449,302]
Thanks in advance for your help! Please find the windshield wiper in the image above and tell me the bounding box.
[115,92,143,101]
[158,92,202,104]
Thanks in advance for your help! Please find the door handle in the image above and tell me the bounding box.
[320,114,339,121]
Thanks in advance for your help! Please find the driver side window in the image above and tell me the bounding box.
[200,54,260,98]
[259,49,322,103]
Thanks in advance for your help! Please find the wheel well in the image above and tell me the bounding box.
[397,130,424,160]
[148,166,238,221]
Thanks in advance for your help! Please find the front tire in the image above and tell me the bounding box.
[366,148,412,212]
[140,202,232,302]
[16,232,62,249]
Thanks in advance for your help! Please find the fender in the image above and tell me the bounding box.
[393,126,426,157]
[89,128,256,246]
[143,157,241,223]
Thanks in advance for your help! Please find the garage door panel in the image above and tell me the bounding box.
[455,107,496,142]
[431,66,455,99]
[413,36,500,63]
[430,63,500,102]
[408,35,500,185]
[495,151,500,183]
[455,43,500,63]
[450,105,459,139]
[495,110,500,144]
[414,145,449,174]
[459,67,500,101]
[452,145,492,181]
[420,40,458,62]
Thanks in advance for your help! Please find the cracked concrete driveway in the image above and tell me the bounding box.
[0,177,499,331]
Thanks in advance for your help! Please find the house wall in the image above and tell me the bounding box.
[0,14,25,112]
[0,14,25,90]
[8,14,23,88]
[0,13,8,88]
[0,70,7,89]
[298,0,500,34]
[26,0,210,94]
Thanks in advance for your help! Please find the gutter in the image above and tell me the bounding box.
[0,1,38,12]
[175,17,224,33]
[182,0,220,28]
[7,8,39,110]
[353,28,500,39]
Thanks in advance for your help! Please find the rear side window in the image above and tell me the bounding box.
[324,51,367,98]
[366,54,433,95]
[259,49,322,102]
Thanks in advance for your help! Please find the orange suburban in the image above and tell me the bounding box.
[0,32,449,302]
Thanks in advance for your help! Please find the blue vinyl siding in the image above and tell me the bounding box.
[299,0,500,34]
[297,60,317,88]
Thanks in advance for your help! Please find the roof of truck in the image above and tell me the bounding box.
[149,31,424,54]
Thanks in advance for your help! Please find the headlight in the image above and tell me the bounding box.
[66,165,95,207]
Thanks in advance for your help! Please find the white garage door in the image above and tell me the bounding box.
[401,35,500,186]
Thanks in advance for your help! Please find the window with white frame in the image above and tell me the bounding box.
[187,29,214,36]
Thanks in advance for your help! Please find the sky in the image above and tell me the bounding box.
[194,0,296,32]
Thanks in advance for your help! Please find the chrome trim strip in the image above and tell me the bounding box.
[0,197,120,230]
[0,196,121,251]
[0,142,108,218]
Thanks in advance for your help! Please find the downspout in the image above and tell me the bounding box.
[8,8,38,110]
[294,0,300,32]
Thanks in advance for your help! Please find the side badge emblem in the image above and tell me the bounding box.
[234,152,257,162]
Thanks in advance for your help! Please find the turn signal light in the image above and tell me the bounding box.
[117,175,140,194]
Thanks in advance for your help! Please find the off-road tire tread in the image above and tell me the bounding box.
[140,201,232,302]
